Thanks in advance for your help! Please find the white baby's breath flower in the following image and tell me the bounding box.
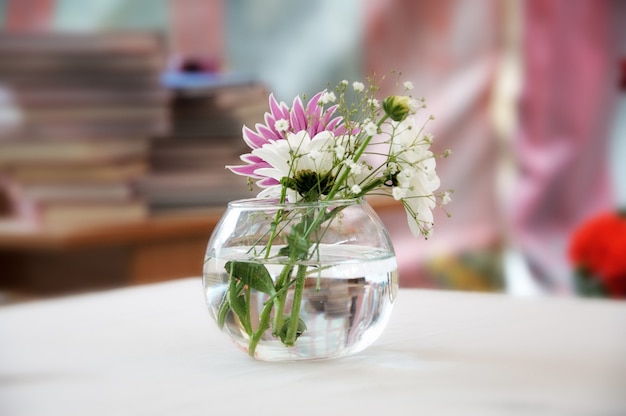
[346,160,364,175]
[424,132,434,144]
[320,91,336,104]
[338,134,358,152]
[442,191,452,205]
[334,144,346,159]
[403,81,414,90]
[351,184,362,194]
[409,99,419,113]
[363,121,378,136]
[367,98,380,108]
[274,119,289,132]
[352,81,365,92]
[341,80,348,86]
[387,118,441,237]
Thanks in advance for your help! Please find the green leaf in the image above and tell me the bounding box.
[277,316,307,345]
[574,270,608,298]
[285,223,311,260]
[230,294,250,334]
[227,278,251,334]
[216,293,230,329]
[225,260,275,295]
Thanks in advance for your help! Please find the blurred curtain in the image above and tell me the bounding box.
[169,0,223,71]
[2,0,55,31]
[363,0,505,287]
[363,0,623,293]
[509,0,621,293]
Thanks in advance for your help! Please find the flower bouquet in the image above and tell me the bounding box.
[568,210,626,299]
[203,75,451,360]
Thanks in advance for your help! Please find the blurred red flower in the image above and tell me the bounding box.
[568,211,626,298]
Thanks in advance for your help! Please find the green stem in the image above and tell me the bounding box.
[246,199,355,352]
[248,296,276,357]
[284,264,307,346]
[326,114,389,200]
[248,281,297,356]
[271,264,294,335]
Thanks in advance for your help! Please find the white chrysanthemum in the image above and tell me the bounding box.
[397,167,416,187]
[392,187,407,200]
[389,118,440,237]
[309,149,322,161]
[253,130,337,201]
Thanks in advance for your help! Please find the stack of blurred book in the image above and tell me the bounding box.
[0,32,169,229]
[136,73,267,213]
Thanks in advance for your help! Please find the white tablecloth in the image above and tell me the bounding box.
[1,278,625,416]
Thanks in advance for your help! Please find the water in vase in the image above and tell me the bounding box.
[203,245,398,361]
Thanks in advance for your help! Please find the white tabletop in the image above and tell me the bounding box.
[1,278,625,416]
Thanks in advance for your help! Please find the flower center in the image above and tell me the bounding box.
[282,170,335,202]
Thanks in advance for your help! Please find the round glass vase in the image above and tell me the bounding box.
[202,197,398,361]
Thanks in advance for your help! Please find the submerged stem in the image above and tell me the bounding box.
[248,297,275,357]
[283,264,307,346]
[238,201,356,354]
[272,264,294,335]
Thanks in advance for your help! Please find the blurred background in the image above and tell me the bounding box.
[0,0,624,301]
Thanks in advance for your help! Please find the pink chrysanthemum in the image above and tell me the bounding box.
[227,91,347,193]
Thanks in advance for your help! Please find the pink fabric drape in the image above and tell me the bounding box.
[3,0,55,32]
[168,0,224,71]
[363,0,504,286]
[510,0,620,293]
[363,0,622,292]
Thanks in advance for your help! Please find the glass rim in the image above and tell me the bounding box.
[227,197,365,209]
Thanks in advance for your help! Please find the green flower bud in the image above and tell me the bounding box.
[382,95,411,122]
